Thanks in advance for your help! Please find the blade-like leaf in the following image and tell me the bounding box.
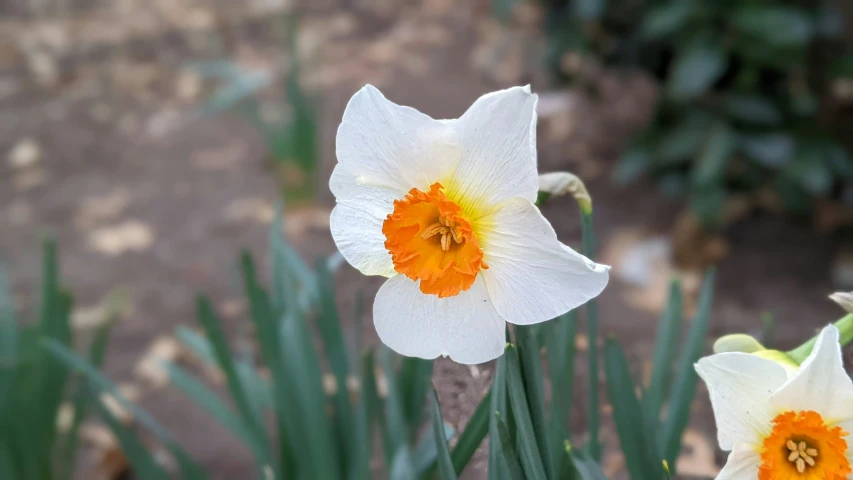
[42,339,206,479]
[643,280,683,423]
[514,325,551,475]
[567,442,607,480]
[547,310,578,473]
[667,39,727,100]
[89,391,170,480]
[505,345,547,480]
[413,421,454,475]
[660,269,716,470]
[315,259,354,471]
[489,350,511,480]
[605,339,664,480]
[0,264,17,417]
[196,296,273,472]
[165,362,256,447]
[429,389,458,480]
[494,412,525,480]
[241,253,298,478]
[451,389,491,475]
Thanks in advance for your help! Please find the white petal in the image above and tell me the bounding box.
[335,85,461,194]
[478,198,608,325]
[373,275,506,365]
[715,442,761,480]
[442,86,539,212]
[695,352,788,450]
[770,325,853,422]
[329,175,398,277]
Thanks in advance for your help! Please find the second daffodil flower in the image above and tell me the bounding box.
[696,325,853,480]
[330,85,609,364]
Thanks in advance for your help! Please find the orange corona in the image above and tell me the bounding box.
[382,183,487,298]
[759,410,850,480]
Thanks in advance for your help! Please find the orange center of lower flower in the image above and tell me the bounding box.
[382,182,487,298]
[759,410,850,480]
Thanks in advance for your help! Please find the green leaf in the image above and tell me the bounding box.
[60,310,116,480]
[428,389,458,480]
[379,347,409,448]
[739,133,795,168]
[279,308,340,479]
[667,39,727,101]
[640,1,692,39]
[566,443,607,480]
[413,421,455,475]
[398,357,432,434]
[660,269,715,471]
[657,112,713,163]
[390,447,416,480]
[488,350,512,480]
[240,253,298,478]
[547,311,578,475]
[451,389,491,475]
[505,345,548,480]
[604,339,664,480]
[0,264,17,417]
[89,391,170,480]
[614,147,651,184]
[732,6,814,47]
[786,145,833,196]
[580,210,602,462]
[722,94,783,126]
[494,412,525,479]
[351,350,378,480]
[514,325,551,476]
[692,122,735,186]
[165,362,257,447]
[42,339,207,479]
[572,0,605,20]
[315,259,354,471]
[644,281,683,423]
[195,296,273,472]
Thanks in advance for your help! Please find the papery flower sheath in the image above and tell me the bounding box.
[330,85,609,364]
[697,325,853,479]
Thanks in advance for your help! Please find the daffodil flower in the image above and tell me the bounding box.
[330,85,609,364]
[696,325,853,479]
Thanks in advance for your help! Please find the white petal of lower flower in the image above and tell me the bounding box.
[330,178,398,277]
[479,198,609,325]
[336,85,461,194]
[771,325,853,421]
[695,352,788,450]
[716,442,761,480]
[442,86,539,213]
[373,274,506,364]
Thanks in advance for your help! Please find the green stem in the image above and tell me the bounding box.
[787,313,853,364]
[580,210,601,462]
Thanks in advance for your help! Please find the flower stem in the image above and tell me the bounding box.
[787,313,853,364]
[580,209,601,462]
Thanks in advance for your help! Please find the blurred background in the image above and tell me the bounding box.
[1,0,852,478]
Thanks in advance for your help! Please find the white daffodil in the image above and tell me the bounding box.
[330,85,609,364]
[696,325,853,480]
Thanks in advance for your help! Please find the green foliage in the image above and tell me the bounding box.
[193,14,320,203]
[0,241,180,480]
[163,210,491,479]
[538,0,853,226]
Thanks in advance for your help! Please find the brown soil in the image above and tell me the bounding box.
[1,1,849,479]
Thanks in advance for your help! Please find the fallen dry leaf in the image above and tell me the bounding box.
[88,220,155,256]
[100,383,141,424]
[224,197,275,225]
[74,188,132,230]
[7,137,42,170]
[601,228,703,315]
[134,336,185,389]
[13,168,48,191]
